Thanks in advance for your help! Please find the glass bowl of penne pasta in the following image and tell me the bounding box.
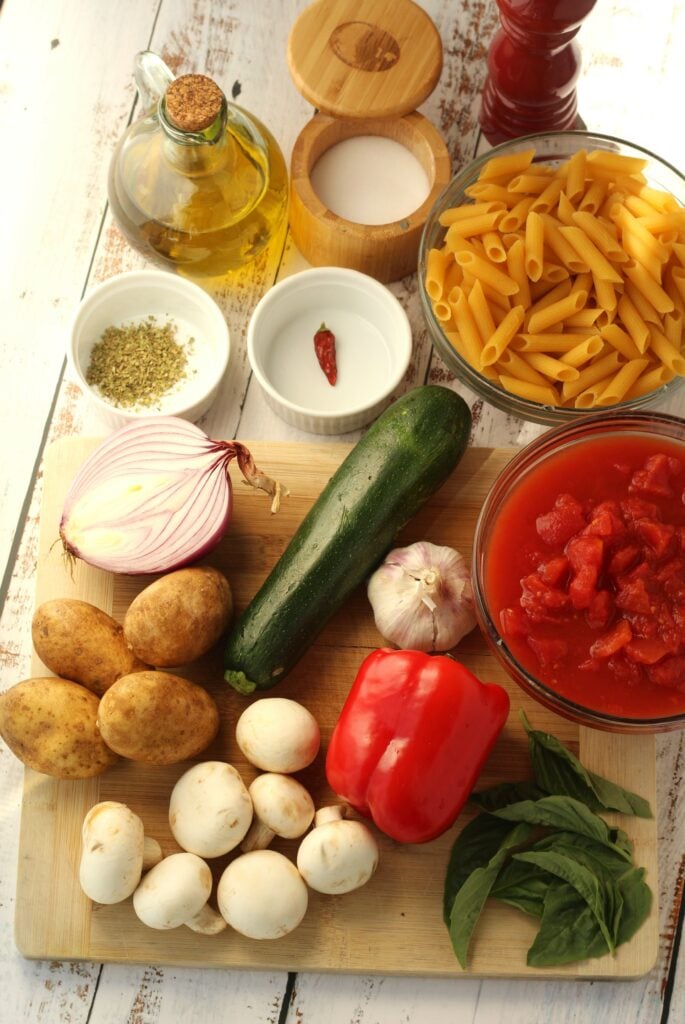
[471,410,685,733]
[419,131,685,425]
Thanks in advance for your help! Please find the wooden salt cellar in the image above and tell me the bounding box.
[287,0,452,283]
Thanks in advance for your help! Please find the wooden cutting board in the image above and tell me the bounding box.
[14,437,659,978]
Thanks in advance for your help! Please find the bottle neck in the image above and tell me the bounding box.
[158,96,229,175]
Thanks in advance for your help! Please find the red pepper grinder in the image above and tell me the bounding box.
[479,0,598,145]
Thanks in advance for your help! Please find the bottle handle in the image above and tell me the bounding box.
[134,51,175,112]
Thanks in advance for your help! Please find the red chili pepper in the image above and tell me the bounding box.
[314,322,337,386]
[325,649,510,844]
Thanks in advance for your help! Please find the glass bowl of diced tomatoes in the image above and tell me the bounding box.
[472,411,685,732]
[418,131,685,426]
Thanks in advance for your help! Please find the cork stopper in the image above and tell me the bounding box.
[165,74,224,131]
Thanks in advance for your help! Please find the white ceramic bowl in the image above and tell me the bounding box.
[68,270,230,429]
[247,267,413,434]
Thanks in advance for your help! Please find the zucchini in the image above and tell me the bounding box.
[224,385,471,693]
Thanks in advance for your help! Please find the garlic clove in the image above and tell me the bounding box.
[367,541,476,652]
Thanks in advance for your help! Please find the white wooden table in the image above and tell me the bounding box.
[0,1,683,1021]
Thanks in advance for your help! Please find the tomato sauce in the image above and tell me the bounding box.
[486,434,685,720]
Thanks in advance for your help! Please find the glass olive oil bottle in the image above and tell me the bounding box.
[108,52,289,281]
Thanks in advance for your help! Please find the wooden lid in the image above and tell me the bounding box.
[165,74,224,131]
[287,0,443,120]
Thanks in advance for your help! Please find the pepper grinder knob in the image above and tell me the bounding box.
[479,0,598,146]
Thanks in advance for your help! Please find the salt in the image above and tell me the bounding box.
[310,135,431,226]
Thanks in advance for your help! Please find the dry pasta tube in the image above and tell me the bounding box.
[527,289,587,334]
[525,351,580,382]
[558,336,604,368]
[467,279,497,343]
[648,325,685,374]
[449,288,484,367]
[600,324,643,361]
[623,260,674,315]
[617,293,650,351]
[480,306,525,366]
[478,148,535,181]
[595,358,650,405]
[561,351,622,401]
[454,250,519,295]
[498,374,560,405]
[626,363,675,398]
[438,201,505,227]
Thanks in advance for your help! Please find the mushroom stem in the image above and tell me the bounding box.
[314,804,348,827]
[185,903,227,935]
[240,818,276,852]
[143,836,163,871]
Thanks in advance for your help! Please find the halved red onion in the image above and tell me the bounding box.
[60,417,284,575]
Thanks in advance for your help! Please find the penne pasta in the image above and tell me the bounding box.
[482,230,508,263]
[525,351,580,382]
[505,238,532,309]
[558,335,604,368]
[454,250,519,295]
[626,363,674,399]
[623,260,675,314]
[595,358,650,405]
[557,225,624,283]
[438,201,506,227]
[524,211,545,281]
[498,374,560,405]
[467,279,497,343]
[424,247,452,300]
[564,149,587,203]
[570,210,629,262]
[600,323,643,361]
[527,290,587,334]
[449,288,484,367]
[530,177,564,214]
[444,211,505,237]
[586,150,648,176]
[648,325,685,374]
[478,149,535,181]
[561,351,623,401]
[480,306,526,366]
[617,292,651,352]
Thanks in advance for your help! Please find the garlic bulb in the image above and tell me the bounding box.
[367,541,476,652]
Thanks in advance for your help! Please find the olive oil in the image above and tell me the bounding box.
[108,59,289,281]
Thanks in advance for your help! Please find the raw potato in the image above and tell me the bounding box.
[97,671,219,765]
[124,566,232,667]
[32,599,148,696]
[0,677,119,778]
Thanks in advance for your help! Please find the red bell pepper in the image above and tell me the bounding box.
[325,649,510,844]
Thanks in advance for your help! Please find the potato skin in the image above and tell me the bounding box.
[0,677,119,779]
[97,671,219,765]
[32,599,148,696]
[123,566,232,668]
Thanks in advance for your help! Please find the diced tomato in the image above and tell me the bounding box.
[586,589,614,629]
[537,555,569,586]
[520,573,570,622]
[607,544,640,576]
[625,637,673,665]
[500,606,530,637]
[583,501,625,541]
[589,619,632,658]
[606,654,645,688]
[636,519,676,560]
[630,453,680,498]
[536,493,586,546]
[615,577,654,616]
[566,535,604,610]
[527,636,568,667]
[621,496,660,524]
[648,655,685,692]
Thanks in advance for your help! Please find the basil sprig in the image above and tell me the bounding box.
[444,712,653,969]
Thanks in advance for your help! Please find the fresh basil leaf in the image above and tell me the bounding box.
[471,780,545,812]
[490,857,549,917]
[443,814,518,925]
[526,882,611,967]
[529,830,633,878]
[491,795,632,860]
[615,867,652,946]
[514,849,620,953]
[520,710,652,818]
[448,822,532,969]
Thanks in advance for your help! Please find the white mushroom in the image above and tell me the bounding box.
[296,805,379,895]
[169,761,253,858]
[79,801,161,905]
[241,773,315,852]
[217,849,308,939]
[132,851,226,934]
[235,697,320,773]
